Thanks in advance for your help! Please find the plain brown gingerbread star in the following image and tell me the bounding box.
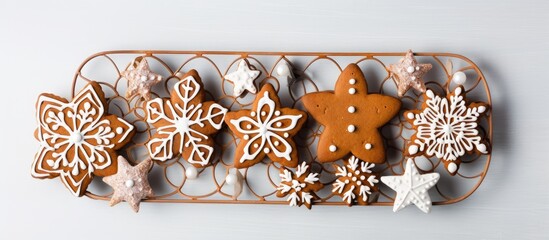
[302,64,401,163]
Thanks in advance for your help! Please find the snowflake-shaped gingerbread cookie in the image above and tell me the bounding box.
[404,86,490,175]
[276,162,323,209]
[333,156,379,206]
[144,70,227,167]
[32,81,135,196]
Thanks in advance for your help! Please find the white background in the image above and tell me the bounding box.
[1,0,548,239]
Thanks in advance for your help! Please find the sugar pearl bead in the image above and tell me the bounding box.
[348,106,356,113]
[365,143,372,150]
[452,71,467,85]
[226,173,238,185]
[125,180,134,188]
[329,145,337,152]
[186,166,198,179]
[347,125,356,133]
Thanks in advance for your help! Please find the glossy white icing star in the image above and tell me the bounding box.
[102,156,154,213]
[224,59,261,97]
[381,159,440,213]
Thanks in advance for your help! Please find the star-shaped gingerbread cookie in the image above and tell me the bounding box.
[103,156,154,213]
[225,83,307,168]
[388,50,432,97]
[381,159,440,213]
[224,59,261,97]
[302,64,401,163]
[121,56,163,101]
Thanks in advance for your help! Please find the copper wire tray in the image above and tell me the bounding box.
[74,50,492,207]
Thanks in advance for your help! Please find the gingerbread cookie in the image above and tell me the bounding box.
[333,156,379,206]
[32,81,135,196]
[388,50,432,97]
[404,86,490,175]
[225,83,307,168]
[121,56,163,101]
[277,162,323,209]
[144,70,227,167]
[302,64,401,163]
[224,59,261,97]
[103,156,154,213]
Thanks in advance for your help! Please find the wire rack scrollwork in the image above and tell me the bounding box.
[73,50,492,206]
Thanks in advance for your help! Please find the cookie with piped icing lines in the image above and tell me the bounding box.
[225,83,307,168]
[403,86,490,175]
[144,70,228,167]
[302,64,401,163]
[31,81,135,196]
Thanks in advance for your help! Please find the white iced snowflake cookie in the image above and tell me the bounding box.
[224,59,261,97]
[276,162,323,209]
[381,159,440,213]
[332,156,379,206]
[144,70,227,167]
[404,86,490,175]
[32,81,135,196]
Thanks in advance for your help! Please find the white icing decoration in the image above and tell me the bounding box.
[329,145,337,152]
[348,106,356,113]
[407,66,415,73]
[224,59,261,97]
[349,79,356,84]
[243,135,249,140]
[365,143,372,150]
[145,75,228,166]
[447,162,458,174]
[32,83,135,196]
[349,88,356,94]
[116,127,123,134]
[381,159,440,213]
[228,91,303,163]
[277,162,320,207]
[407,88,488,165]
[347,125,356,133]
[407,112,414,119]
[125,179,134,188]
[333,156,379,204]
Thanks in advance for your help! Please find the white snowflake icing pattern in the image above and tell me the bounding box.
[145,75,227,166]
[32,83,134,196]
[277,162,322,209]
[333,156,379,205]
[406,87,488,165]
[229,91,303,164]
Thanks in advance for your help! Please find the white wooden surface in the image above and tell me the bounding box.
[1,0,548,239]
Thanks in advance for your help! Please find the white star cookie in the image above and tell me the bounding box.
[224,59,261,97]
[381,159,440,213]
[121,57,163,101]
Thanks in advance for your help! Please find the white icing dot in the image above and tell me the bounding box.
[477,143,487,153]
[261,111,266,116]
[329,145,337,152]
[365,143,372,150]
[415,66,420,71]
[407,112,415,119]
[360,175,365,180]
[351,176,357,181]
[243,135,249,140]
[283,133,289,138]
[274,141,280,146]
[264,148,270,153]
[408,145,419,154]
[275,110,281,116]
[246,124,252,129]
[347,173,352,177]
[426,90,434,98]
[354,170,360,175]
[349,79,356,85]
[115,127,123,134]
[253,143,259,148]
[407,66,415,73]
[251,111,256,117]
[125,180,134,188]
[276,122,282,127]
[347,125,356,133]
[478,106,486,113]
[357,181,362,185]
[411,76,416,80]
[447,162,458,173]
[348,88,356,94]
[344,180,349,184]
[348,106,356,113]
